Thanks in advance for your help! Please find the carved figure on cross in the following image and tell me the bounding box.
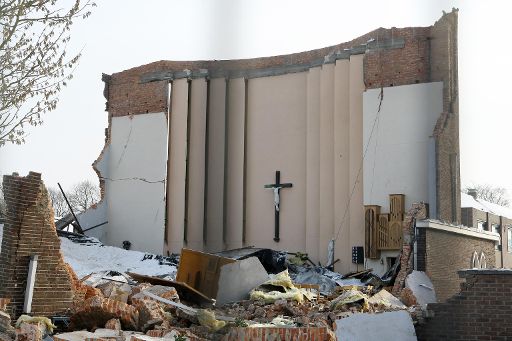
[264,170,293,242]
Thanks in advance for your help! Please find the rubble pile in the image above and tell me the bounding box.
[0,240,431,340]
[0,239,432,341]
[0,221,437,341]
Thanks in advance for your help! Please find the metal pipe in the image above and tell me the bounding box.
[82,221,108,233]
[57,183,84,234]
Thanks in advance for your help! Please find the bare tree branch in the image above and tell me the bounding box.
[0,0,95,145]
[463,184,510,207]
[68,180,100,212]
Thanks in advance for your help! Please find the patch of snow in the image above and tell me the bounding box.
[477,199,512,220]
[60,236,177,279]
[461,192,512,220]
[461,192,488,212]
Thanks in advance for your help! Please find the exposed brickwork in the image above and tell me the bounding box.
[364,27,430,89]
[461,207,488,228]
[70,296,138,331]
[0,172,74,319]
[416,270,512,340]
[416,228,427,271]
[392,203,428,296]
[142,329,207,341]
[430,10,460,224]
[104,23,437,118]
[417,227,495,302]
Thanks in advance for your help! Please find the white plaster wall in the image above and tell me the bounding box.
[80,144,109,241]
[78,200,107,241]
[106,112,168,254]
[363,82,442,276]
[363,82,443,211]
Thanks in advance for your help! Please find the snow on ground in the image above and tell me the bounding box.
[60,236,177,279]
[0,223,177,279]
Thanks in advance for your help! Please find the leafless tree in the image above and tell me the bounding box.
[463,185,510,207]
[69,180,100,212]
[0,0,95,145]
[47,186,69,218]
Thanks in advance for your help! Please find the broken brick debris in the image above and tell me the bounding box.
[132,299,164,332]
[130,286,179,307]
[14,322,43,341]
[223,326,335,341]
[145,328,206,341]
[104,319,121,331]
[70,296,138,331]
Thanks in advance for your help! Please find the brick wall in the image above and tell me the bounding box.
[417,226,495,302]
[416,269,512,340]
[364,27,430,89]
[104,23,439,118]
[0,172,74,319]
[460,207,512,268]
[392,203,428,296]
[430,10,460,224]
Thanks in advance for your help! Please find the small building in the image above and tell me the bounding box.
[461,191,512,268]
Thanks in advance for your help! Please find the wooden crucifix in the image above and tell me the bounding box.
[264,170,293,242]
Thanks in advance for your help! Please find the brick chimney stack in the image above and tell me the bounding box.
[467,189,478,200]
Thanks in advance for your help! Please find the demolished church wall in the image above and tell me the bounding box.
[0,172,74,319]
[92,10,460,273]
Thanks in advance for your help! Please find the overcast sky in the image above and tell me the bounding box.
[0,0,510,201]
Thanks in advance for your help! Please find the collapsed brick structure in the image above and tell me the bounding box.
[416,269,512,340]
[0,172,74,319]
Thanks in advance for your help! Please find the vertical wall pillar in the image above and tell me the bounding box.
[333,59,351,273]
[319,64,335,265]
[166,78,189,253]
[348,54,365,271]
[305,67,321,262]
[186,78,208,250]
[205,78,227,252]
[225,78,246,249]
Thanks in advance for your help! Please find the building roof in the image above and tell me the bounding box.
[461,192,512,220]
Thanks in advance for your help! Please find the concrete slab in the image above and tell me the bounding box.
[405,271,437,308]
[335,311,417,341]
[215,257,269,306]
